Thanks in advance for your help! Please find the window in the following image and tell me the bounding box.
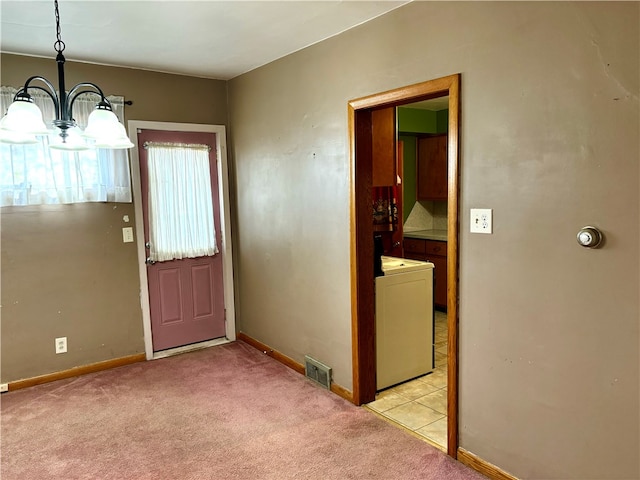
[145,142,218,262]
[0,86,132,205]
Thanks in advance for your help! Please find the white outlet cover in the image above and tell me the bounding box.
[55,337,67,354]
[470,208,493,234]
[122,227,134,243]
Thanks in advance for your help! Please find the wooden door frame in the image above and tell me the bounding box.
[348,74,461,457]
[127,121,236,360]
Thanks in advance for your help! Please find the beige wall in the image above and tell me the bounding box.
[2,3,638,478]
[0,54,228,381]
[228,2,639,479]
[1,54,228,125]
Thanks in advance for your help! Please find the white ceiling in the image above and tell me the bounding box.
[1,1,409,80]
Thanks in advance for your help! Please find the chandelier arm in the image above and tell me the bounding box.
[65,83,110,118]
[67,82,107,104]
[67,89,112,124]
[17,76,61,119]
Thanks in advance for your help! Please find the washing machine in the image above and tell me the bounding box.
[375,256,434,390]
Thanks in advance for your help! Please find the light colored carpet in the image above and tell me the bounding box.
[1,341,485,479]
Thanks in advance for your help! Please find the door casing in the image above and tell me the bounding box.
[348,74,460,457]
[128,121,236,360]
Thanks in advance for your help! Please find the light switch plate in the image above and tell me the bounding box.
[122,227,134,243]
[470,208,492,234]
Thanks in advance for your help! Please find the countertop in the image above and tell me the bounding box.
[403,229,448,242]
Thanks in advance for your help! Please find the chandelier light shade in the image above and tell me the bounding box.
[49,126,91,151]
[2,101,50,135]
[0,116,40,144]
[0,0,134,151]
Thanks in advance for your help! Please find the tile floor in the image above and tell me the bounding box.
[366,310,448,450]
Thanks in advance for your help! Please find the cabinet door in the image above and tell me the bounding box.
[372,107,396,187]
[428,255,448,309]
[403,238,426,261]
[425,240,447,309]
[404,238,447,308]
[417,134,448,200]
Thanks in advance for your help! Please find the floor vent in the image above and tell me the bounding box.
[305,355,332,389]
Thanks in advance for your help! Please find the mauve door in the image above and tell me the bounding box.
[138,129,225,351]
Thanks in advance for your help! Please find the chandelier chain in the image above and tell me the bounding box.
[53,0,65,54]
[1,0,133,150]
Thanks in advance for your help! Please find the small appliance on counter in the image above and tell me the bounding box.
[375,255,434,390]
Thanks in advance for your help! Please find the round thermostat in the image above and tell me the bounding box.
[577,226,603,248]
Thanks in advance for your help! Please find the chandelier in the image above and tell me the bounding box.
[0,0,133,151]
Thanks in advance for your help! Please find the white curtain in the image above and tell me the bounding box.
[146,142,218,262]
[0,86,132,205]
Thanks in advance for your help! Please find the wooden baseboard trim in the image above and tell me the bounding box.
[7,353,147,392]
[237,332,305,374]
[330,382,354,403]
[457,447,519,480]
[238,332,353,403]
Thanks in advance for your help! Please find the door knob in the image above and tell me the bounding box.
[145,242,151,249]
[145,257,156,265]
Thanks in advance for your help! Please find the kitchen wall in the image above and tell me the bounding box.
[398,107,449,231]
[404,201,447,232]
[0,54,228,382]
[436,109,448,133]
[398,107,440,133]
[228,2,639,479]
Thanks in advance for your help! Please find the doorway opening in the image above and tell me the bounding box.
[348,74,460,457]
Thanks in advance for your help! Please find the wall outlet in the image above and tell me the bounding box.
[470,208,493,234]
[55,336,67,354]
[0,383,8,393]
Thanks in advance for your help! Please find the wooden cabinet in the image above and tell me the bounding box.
[404,238,447,310]
[371,108,404,257]
[371,107,396,187]
[417,134,447,200]
[428,253,447,310]
[403,238,426,257]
